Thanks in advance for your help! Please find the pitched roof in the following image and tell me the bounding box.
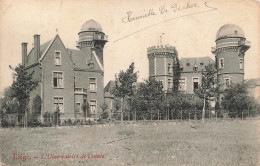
[180,57,215,72]
[68,48,103,71]
[26,40,52,67]
[245,78,260,87]
[104,80,142,98]
[104,80,115,98]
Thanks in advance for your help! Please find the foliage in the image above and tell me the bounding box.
[9,64,38,115]
[0,88,19,114]
[82,101,90,121]
[113,98,121,111]
[172,51,181,92]
[221,83,260,118]
[102,109,110,119]
[111,62,138,121]
[195,63,218,122]
[43,112,52,127]
[133,78,165,120]
[111,62,138,98]
[100,102,108,112]
[52,106,61,126]
[27,95,42,127]
[32,95,41,115]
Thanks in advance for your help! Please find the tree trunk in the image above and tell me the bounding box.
[84,111,86,123]
[121,98,124,122]
[181,109,183,121]
[202,95,206,123]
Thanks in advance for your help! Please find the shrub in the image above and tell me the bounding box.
[67,118,73,125]
[1,119,9,127]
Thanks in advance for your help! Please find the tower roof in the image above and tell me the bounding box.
[216,24,245,41]
[80,19,102,32]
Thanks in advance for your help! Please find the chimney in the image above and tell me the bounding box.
[21,42,28,66]
[34,34,40,60]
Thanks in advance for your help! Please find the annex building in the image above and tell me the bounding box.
[148,24,252,99]
[22,20,107,122]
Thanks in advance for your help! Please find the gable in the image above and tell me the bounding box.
[41,35,73,66]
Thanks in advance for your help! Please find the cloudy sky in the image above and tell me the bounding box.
[0,0,259,92]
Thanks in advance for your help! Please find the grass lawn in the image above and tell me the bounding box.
[1,119,259,166]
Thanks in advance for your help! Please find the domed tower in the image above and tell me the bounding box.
[147,45,178,92]
[77,19,108,65]
[212,24,250,95]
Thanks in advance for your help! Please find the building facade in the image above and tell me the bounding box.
[22,19,107,122]
[147,45,214,94]
[147,45,178,92]
[212,24,250,98]
[148,24,251,97]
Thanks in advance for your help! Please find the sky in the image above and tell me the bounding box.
[0,0,259,92]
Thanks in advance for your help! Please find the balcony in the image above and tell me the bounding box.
[238,40,251,47]
[74,88,87,94]
[93,34,108,41]
[211,46,216,53]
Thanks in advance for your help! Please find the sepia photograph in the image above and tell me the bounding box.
[0,0,260,165]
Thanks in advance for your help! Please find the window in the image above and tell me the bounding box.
[219,58,224,69]
[168,79,171,89]
[200,63,204,66]
[54,97,64,113]
[76,103,81,112]
[234,30,237,35]
[83,96,87,103]
[193,78,199,91]
[90,100,97,114]
[53,72,63,88]
[239,58,243,69]
[179,78,186,91]
[168,63,172,74]
[89,78,97,92]
[186,63,190,66]
[54,51,61,65]
[224,78,231,89]
[193,65,198,71]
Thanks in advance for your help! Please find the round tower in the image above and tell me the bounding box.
[212,24,250,94]
[77,19,108,65]
[147,45,178,92]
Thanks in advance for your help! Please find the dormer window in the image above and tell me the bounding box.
[193,65,198,71]
[54,51,61,65]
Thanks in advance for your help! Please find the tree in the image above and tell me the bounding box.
[172,51,181,92]
[135,78,165,120]
[221,83,256,118]
[112,98,121,120]
[100,102,109,119]
[195,63,218,123]
[111,63,138,121]
[32,95,41,115]
[9,64,38,126]
[28,95,41,127]
[82,101,90,122]
[0,87,19,115]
